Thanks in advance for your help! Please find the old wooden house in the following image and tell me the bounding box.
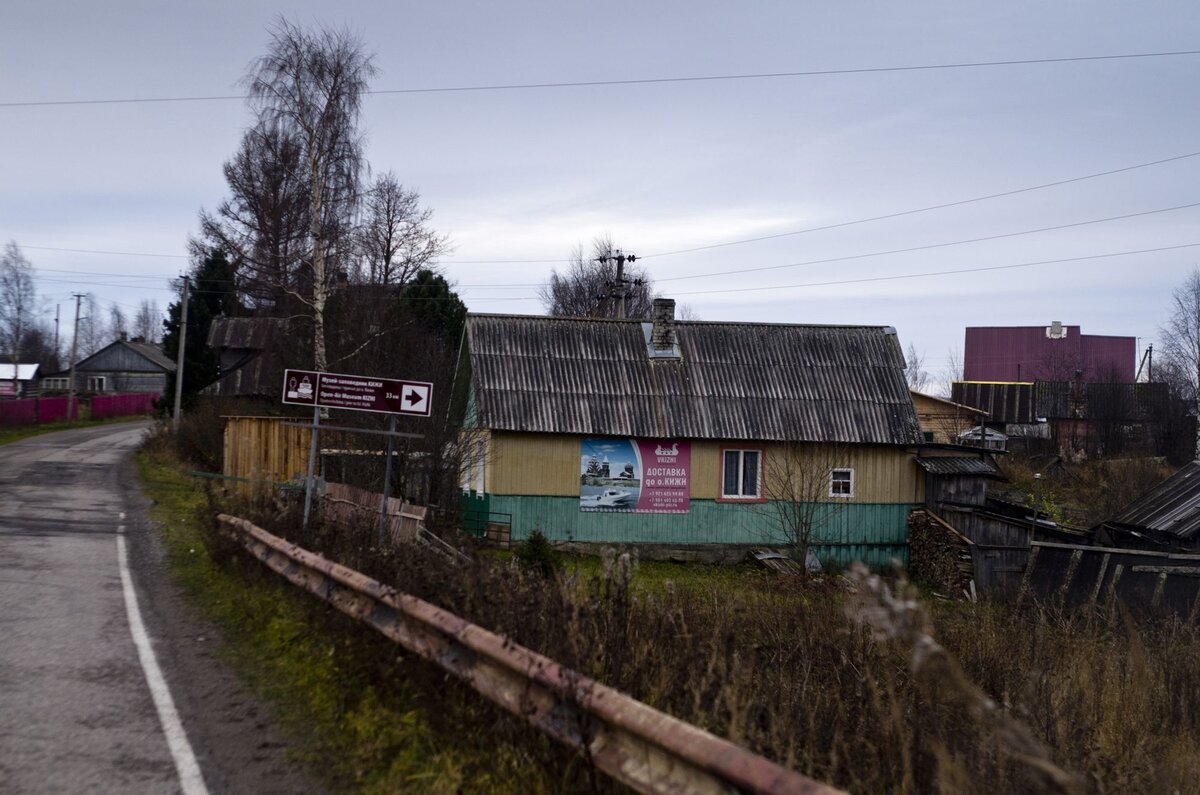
[458,299,925,566]
[41,337,174,395]
[911,390,988,444]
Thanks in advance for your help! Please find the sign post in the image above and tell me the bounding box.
[282,369,434,529]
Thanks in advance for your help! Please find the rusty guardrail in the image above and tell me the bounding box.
[216,514,842,795]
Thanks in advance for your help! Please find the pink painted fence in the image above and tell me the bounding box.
[0,397,80,427]
[91,392,160,420]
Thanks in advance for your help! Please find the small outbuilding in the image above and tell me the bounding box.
[0,363,41,398]
[458,300,925,566]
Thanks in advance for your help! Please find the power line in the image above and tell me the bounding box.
[17,147,1200,267]
[3,49,1198,108]
[670,242,1200,297]
[656,199,1200,283]
[642,151,1200,260]
[25,198,1200,292]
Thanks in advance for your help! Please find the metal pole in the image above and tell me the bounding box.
[172,276,189,432]
[378,414,398,545]
[302,404,321,528]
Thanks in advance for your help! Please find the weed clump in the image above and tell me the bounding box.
[514,529,560,578]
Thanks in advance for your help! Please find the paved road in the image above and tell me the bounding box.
[0,423,319,794]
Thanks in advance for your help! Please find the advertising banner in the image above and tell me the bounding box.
[579,438,691,513]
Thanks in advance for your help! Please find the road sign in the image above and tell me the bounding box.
[282,369,433,417]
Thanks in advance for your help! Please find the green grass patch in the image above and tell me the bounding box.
[136,446,552,793]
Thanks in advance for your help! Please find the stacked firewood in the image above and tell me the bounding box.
[908,508,977,599]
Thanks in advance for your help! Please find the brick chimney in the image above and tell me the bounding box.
[651,298,676,351]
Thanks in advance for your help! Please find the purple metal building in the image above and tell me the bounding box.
[963,322,1135,383]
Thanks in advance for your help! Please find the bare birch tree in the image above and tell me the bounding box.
[133,299,163,342]
[244,19,376,371]
[539,235,656,318]
[76,294,106,357]
[195,121,309,311]
[1158,267,1200,458]
[905,342,930,393]
[0,241,36,395]
[356,172,448,286]
[109,304,128,340]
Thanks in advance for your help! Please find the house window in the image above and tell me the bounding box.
[721,448,761,499]
[829,468,854,498]
[87,376,106,392]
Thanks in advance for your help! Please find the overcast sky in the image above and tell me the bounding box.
[3,1,1199,379]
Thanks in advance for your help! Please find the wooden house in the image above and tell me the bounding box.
[458,299,925,566]
[41,337,174,395]
[911,390,988,444]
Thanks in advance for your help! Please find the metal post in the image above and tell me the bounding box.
[378,414,398,545]
[302,405,321,528]
[172,276,189,432]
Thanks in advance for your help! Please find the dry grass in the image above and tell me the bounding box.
[203,480,1200,794]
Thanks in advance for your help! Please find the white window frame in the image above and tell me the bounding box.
[721,448,763,500]
[87,375,106,392]
[829,467,855,498]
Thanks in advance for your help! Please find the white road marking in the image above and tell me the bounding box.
[116,524,209,795]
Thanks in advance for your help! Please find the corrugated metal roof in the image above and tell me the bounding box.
[952,381,1036,424]
[1113,461,1200,540]
[466,314,922,444]
[207,317,283,349]
[1034,380,1171,421]
[916,456,1001,476]
[0,364,40,381]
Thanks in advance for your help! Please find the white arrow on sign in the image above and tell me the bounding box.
[400,383,430,415]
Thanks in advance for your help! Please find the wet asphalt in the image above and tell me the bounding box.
[0,423,321,794]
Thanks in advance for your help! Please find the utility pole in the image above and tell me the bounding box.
[67,294,82,421]
[172,276,189,432]
[595,249,639,318]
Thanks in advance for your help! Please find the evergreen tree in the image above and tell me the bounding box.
[162,251,240,410]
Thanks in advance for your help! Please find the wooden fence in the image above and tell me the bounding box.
[1020,541,1200,616]
[222,416,311,483]
[0,396,80,426]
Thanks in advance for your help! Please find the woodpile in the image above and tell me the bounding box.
[908,508,977,599]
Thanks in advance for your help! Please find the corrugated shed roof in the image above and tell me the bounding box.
[1113,461,1200,540]
[0,364,40,381]
[207,317,283,349]
[466,314,922,444]
[952,381,1036,424]
[915,456,1001,476]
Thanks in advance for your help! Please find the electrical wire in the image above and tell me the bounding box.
[670,242,1200,297]
[656,199,1200,283]
[3,49,1198,108]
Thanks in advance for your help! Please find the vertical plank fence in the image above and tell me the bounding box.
[0,396,80,426]
[222,416,312,483]
[91,392,159,419]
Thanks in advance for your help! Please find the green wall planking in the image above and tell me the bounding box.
[487,494,913,568]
